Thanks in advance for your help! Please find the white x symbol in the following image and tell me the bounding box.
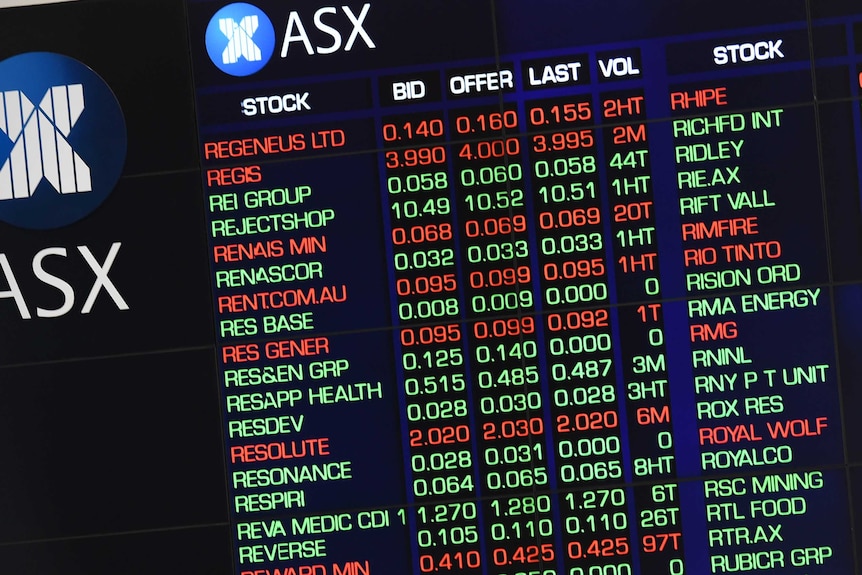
[220,16,262,64]
[0,85,91,201]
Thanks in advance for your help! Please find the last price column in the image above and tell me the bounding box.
[520,85,633,575]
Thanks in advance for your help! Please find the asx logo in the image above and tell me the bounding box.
[206,3,276,76]
[0,52,126,230]
[0,53,128,319]
[1,85,91,199]
[205,2,375,77]
[0,243,128,319]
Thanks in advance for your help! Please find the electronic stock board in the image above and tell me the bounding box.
[2,0,862,574]
[187,0,862,574]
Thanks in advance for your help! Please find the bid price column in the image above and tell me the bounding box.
[602,88,685,575]
[380,113,483,575]
[450,100,555,574]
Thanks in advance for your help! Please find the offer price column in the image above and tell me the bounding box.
[450,100,555,573]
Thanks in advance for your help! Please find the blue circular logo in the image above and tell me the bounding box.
[0,52,126,230]
[205,3,276,76]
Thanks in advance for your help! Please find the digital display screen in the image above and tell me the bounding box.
[2,1,862,574]
[182,1,862,574]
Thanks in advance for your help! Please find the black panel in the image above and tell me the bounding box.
[0,348,226,543]
[0,0,199,176]
[0,525,232,575]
